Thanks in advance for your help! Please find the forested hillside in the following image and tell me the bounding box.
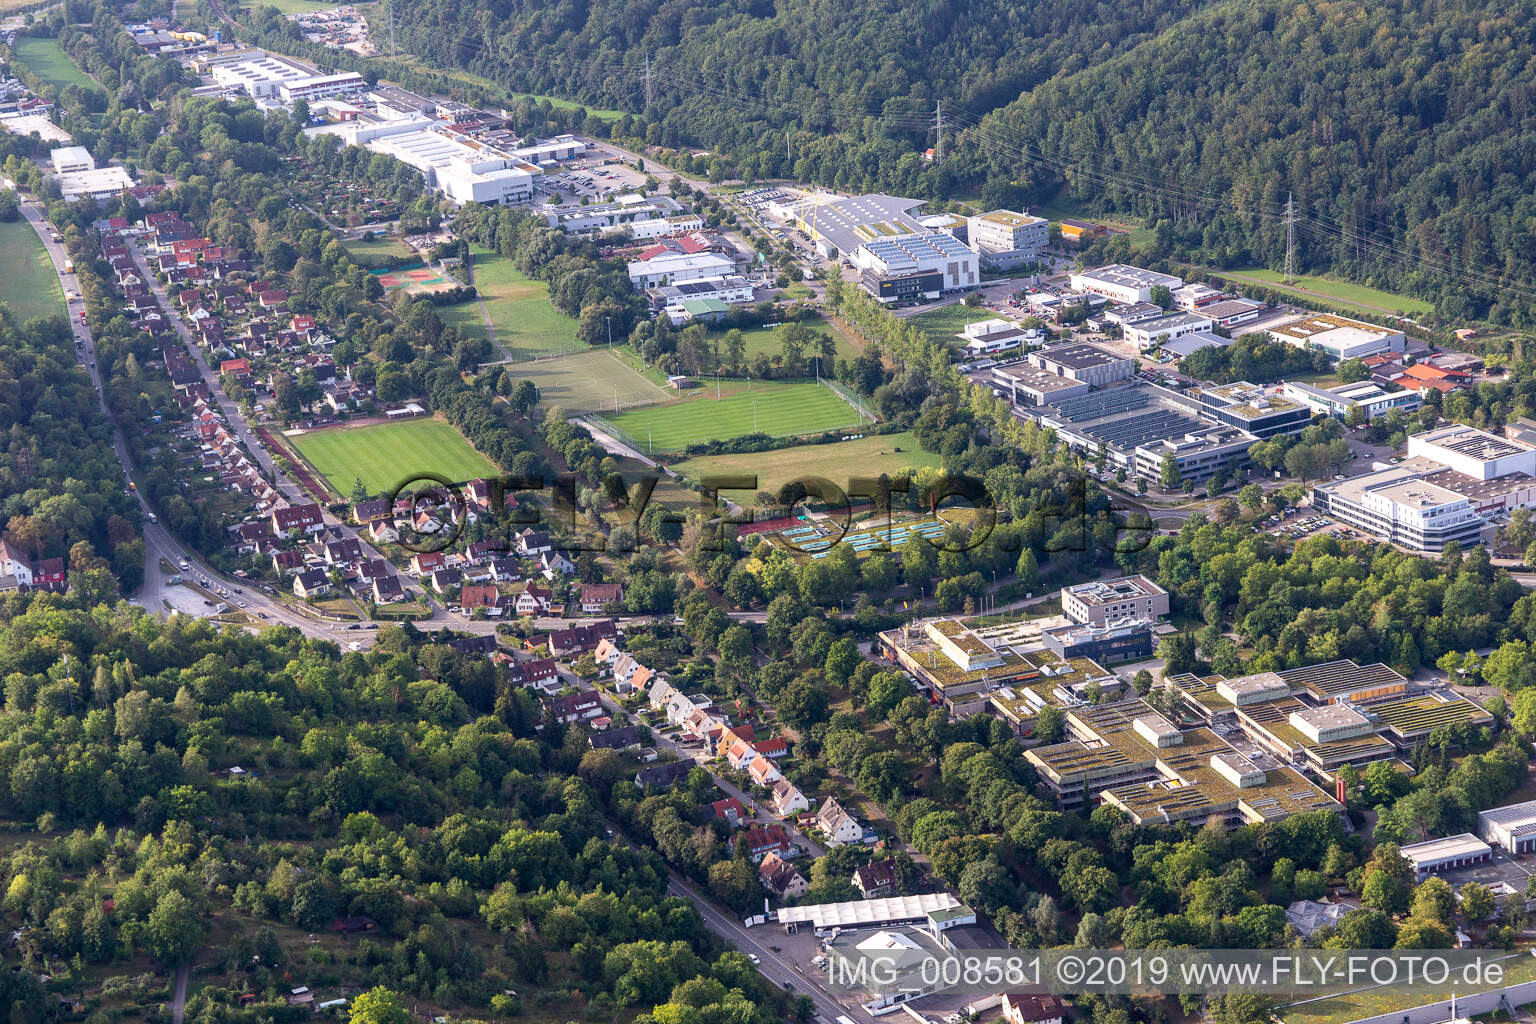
[380,0,1211,191]
[979,0,1536,324]
[374,0,1536,324]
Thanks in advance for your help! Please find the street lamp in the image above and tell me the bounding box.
[606,316,612,349]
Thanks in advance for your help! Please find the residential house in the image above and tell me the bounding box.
[272,503,325,537]
[293,568,332,598]
[852,859,897,898]
[515,582,553,615]
[1002,995,1067,1024]
[272,550,305,573]
[0,541,34,586]
[323,538,362,565]
[466,538,507,563]
[594,637,623,669]
[743,824,795,862]
[515,528,552,556]
[618,663,655,696]
[460,560,495,585]
[546,691,603,725]
[546,620,617,657]
[817,797,865,846]
[589,725,642,751]
[32,558,66,593]
[747,757,783,787]
[352,498,390,524]
[707,797,748,829]
[579,582,623,614]
[410,551,446,576]
[371,575,405,603]
[723,733,761,771]
[460,584,502,612]
[430,566,463,593]
[759,851,808,899]
[634,759,695,791]
[770,780,810,818]
[448,635,498,657]
[753,738,789,760]
[507,657,559,692]
[540,549,575,578]
[488,557,521,582]
[465,477,518,514]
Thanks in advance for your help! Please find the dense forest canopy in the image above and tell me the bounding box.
[370,0,1536,326]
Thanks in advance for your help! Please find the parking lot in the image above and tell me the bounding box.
[1257,510,1360,541]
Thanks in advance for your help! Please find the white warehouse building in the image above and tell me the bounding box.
[851,232,978,292]
[1069,264,1184,304]
[1398,834,1492,881]
[1479,799,1536,854]
[1406,424,1536,481]
[50,146,95,173]
[627,251,735,290]
[1124,311,1215,351]
[364,125,538,206]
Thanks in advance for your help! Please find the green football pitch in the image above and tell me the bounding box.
[597,379,872,453]
[290,418,497,496]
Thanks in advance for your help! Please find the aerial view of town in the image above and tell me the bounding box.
[1,1,1536,1023]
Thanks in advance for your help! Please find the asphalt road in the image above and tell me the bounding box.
[666,869,854,1022]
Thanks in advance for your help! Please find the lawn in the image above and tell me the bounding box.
[341,234,415,266]
[438,246,584,361]
[502,349,671,413]
[290,417,497,495]
[729,315,861,363]
[596,379,872,453]
[13,36,100,93]
[904,302,999,347]
[670,430,941,495]
[256,0,364,14]
[1217,267,1434,317]
[0,219,65,321]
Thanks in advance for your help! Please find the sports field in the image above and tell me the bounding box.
[344,235,415,265]
[504,349,671,413]
[290,418,497,495]
[13,37,100,93]
[0,219,65,321]
[376,265,456,296]
[671,431,941,495]
[1218,268,1434,317]
[597,379,871,452]
[438,246,583,361]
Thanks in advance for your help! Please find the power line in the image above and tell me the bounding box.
[1283,193,1298,283]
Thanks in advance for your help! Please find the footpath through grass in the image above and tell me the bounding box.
[439,246,584,361]
[597,379,871,453]
[0,219,65,321]
[290,417,497,495]
[1217,267,1434,317]
[13,37,100,93]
